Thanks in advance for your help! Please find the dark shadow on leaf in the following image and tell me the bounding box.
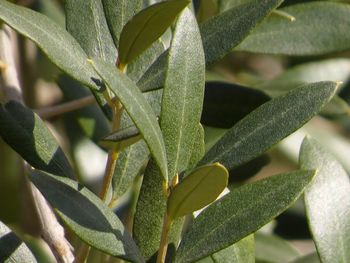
[0,232,21,262]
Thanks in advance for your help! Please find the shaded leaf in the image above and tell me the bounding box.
[237,2,350,55]
[175,170,315,263]
[167,163,228,219]
[101,125,142,151]
[102,0,143,48]
[255,233,300,263]
[65,0,117,64]
[0,221,37,263]
[29,170,145,263]
[0,101,74,178]
[0,0,98,89]
[201,81,270,128]
[300,137,350,263]
[161,8,205,181]
[199,82,338,171]
[118,0,190,65]
[90,59,168,182]
[196,235,254,263]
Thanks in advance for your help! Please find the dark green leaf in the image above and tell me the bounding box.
[175,170,315,263]
[300,137,350,263]
[102,0,143,48]
[201,81,270,128]
[103,125,140,142]
[65,0,117,64]
[196,235,254,263]
[237,2,350,55]
[90,59,168,182]
[0,1,98,89]
[167,163,228,219]
[201,0,283,65]
[161,8,205,181]
[199,82,338,171]
[0,101,74,178]
[218,0,250,13]
[0,221,37,263]
[255,233,300,263]
[187,123,205,171]
[29,170,145,263]
[118,0,190,65]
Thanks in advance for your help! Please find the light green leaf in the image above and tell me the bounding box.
[199,82,338,171]
[175,170,315,263]
[29,170,145,263]
[196,235,254,263]
[300,137,350,263]
[102,0,143,48]
[255,233,300,263]
[167,163,228,219]
[161,8,205,181]
[65,0,117,64]
[0,221,37,263]
[90,59,168,182]
[118,0,190,65]
[187,123,205,171]
[237,2,350,55]
[201,0,283,65]
[0,101,74,178]
[0,0,98,89]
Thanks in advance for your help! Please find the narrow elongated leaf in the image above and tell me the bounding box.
[197,235,254,263]
[237,2,350,55]
[90,59,168,181]
[255,233,300,263]
[187,123,205,171]
[102,0,143,48]
[199,82,338,171]
[300,137,350,263]
[0,101,74,178]
[0,222,37,263]
[175,170,316,263]
[29,170,145,263]
[161,8,205,180]
[65,0,117,64]
[201,0,282,65]
[0,1,98,89]
[118,0,190,64]
[167,163,228,219]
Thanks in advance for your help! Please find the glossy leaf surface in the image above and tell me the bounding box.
[167,163,228,219]
[199,82,338,171]
[237,2,350,55]
[0,0,98,89]
[90,59,168,181]
[0,101,74,178]
[175,170,315,263]
[161,8,205,180]
[118,0,190,64]
[65,0,116,64]
[300,137,350,263]
[29,170,145,263]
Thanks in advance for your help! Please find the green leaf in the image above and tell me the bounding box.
[161,8,205,181]
[199,81,338,171]
[102,0,143,48]
[196,235,254,263]
[118,0,190,65]
[255,233,300,263]
[175,170,316,263]
[218,0,250,13]
[0,101,74,178]
[300,137,350,263]
[291,252,320,263]
[65,0,117,64]
[0,221,37,263]
[237,2,350,55]
[202,81,270,128]
[187,123,206,171]
[90,59,168,182]
[0,0,98,89]
[112,141,149,201]
[29,170,145,263]
[167,163,228,219]
[201,0,282,65]
[101,125,142,151]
